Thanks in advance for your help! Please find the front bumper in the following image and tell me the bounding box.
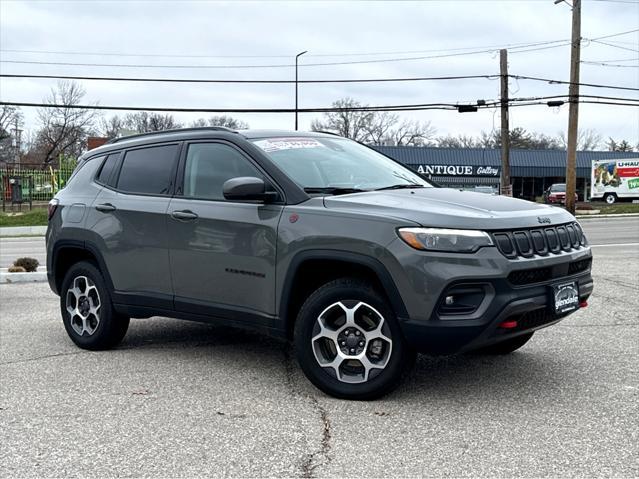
[386,239,593,355]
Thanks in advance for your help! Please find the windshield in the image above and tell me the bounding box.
[551,184,566,192]
[250,136,431,192]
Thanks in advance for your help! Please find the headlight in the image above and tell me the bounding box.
[398,227,494,253]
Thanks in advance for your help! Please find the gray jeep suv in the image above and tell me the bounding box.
[47,128,593,399]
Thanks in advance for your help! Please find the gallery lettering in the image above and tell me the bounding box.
[415,165,500,176]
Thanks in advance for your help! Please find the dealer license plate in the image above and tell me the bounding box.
[552,281,580,315]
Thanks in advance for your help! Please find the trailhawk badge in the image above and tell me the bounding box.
[553,281,579,315]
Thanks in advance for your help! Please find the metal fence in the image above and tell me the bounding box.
[1,167,75,204]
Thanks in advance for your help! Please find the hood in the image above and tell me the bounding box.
[323,188,575,230]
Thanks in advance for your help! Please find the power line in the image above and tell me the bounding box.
[0,39,571,59]
[0,73,499,85]
[0,42,575,70]
[581,61,639,67]
[511,74,639,91]
[1,94,635,114]
[3,72,636,92]
[591,40,639,53]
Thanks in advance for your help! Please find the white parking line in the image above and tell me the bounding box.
[590,243,639,247]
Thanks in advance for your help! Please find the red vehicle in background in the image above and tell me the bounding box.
[544,183,578,204]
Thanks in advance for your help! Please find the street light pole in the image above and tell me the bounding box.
[295,50,307,131]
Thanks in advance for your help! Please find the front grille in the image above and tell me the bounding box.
[508,258,592,286]
[568,257,592,275]
[508,267,552,285]
[492,222,586,259]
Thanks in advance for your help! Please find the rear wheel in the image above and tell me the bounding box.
[471,332,534,355]
[60,261,129,350]
[294,278,415,400]
[604,193,617,204]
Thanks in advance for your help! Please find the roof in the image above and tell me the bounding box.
[373,146,638,178]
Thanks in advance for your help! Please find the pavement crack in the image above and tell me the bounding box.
[0,350,86,366]
[283,345,333,479]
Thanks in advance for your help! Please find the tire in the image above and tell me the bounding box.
[471,332,534,355]
[604,193,617,204]
[60,261,130,350]
[294,277,416,400]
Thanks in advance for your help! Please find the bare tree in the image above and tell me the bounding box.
[389,120,436,146]
[35,81,98,165]
[190,115,249,129]
[311,98,436,146]
[435,134,481,148]
[122,112,181,133]
[606,138,634,152]
[557,128,602,151]
[310,98,375,142]
[0,106,21,163]
[100,115,124,139]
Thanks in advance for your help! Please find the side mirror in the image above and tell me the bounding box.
[223,177,278,202]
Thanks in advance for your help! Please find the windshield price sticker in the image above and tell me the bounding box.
[254,138,326,153]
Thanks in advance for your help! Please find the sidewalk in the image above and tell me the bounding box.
[0,225,47,237]
[0,268,48,284]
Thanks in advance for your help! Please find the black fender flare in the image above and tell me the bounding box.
[50,239,115,294]
[279,249,408,327]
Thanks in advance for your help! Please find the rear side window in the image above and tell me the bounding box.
[96,153,120,186]
[117,144,179,195]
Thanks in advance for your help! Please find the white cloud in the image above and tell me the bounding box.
[1,0,637,144]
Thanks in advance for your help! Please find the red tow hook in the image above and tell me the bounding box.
[580,300,588,308]
[498,320,518,329]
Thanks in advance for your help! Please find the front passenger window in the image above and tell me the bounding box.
[183,143,264,200]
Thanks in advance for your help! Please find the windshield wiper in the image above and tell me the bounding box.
[375,184,425,191]
[304,187,368,195]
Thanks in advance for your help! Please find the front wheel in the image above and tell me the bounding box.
[294,278,415,400]
[60,261,130,350]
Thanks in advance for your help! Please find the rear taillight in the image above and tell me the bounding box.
[48,199,59,221]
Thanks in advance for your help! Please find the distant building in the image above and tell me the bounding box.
[374,146,637,201]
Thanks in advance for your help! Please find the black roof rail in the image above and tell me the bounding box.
[314,130,343,137]
[106,126,239,144]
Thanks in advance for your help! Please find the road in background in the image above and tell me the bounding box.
[579,216,639,245]
[1,237,637,477]
[0,237,46,269]
[0,217,637,270]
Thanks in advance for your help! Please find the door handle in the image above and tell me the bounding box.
[171,210,199,221]
[95,203,116,212]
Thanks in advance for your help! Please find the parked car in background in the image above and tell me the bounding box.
[543,183,578,204]
[591,158,639,204]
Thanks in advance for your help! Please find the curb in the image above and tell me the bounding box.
[0,270,48,284]
[0,226,47,237]
[576,213,639,219]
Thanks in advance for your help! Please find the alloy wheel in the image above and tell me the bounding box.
[65,276,101,336]
[311,300,393,384]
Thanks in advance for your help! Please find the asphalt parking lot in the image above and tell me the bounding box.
[1,226,638,477]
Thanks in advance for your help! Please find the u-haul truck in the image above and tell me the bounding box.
[591,158,639,204]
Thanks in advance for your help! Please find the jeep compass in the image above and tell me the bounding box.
[46,128,593,399]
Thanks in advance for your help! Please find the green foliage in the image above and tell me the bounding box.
[0,209,48,227]
[13,257,39,272]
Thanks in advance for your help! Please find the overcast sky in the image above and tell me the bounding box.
[1,0,638,146]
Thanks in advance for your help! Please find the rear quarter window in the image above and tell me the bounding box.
[116,144,180,195]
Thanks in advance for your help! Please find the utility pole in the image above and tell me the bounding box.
[565,0,581,215]
[499,49,512,197]
[295,50,307,131]
[10,115,22,168]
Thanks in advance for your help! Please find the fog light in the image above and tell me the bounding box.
[445,295,454,305]
[499,320,518,329]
